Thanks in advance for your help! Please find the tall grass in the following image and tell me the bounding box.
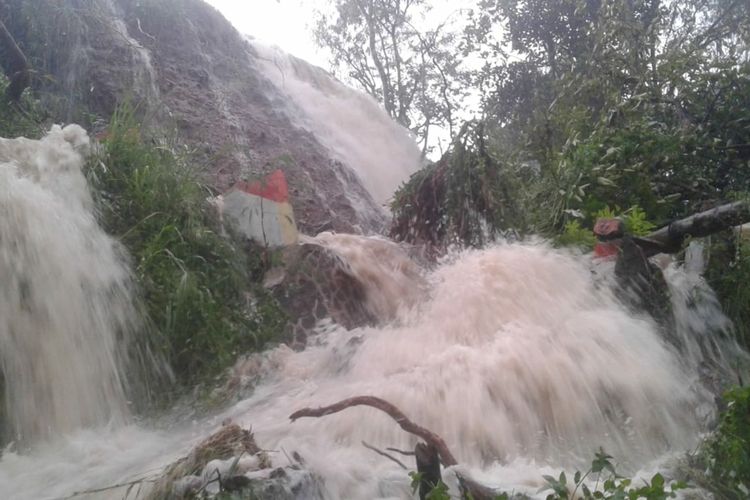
[87,104,286,386]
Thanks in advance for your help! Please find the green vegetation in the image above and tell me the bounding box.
[539,451,685,500]
[87,105,286,386]
[689,386,750,499]
[706,235,750,348]
[414,450,685,500]
[0,74,45,138]
[391,121,522,247]
[557,206,656,249]
[558,219,596,250]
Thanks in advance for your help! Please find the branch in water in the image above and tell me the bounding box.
[290,395,498,500]
[362,440,408,470]
[289,395,458,466]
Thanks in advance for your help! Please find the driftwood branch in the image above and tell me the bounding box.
[0,18,30,102]
[289,395,457,466]
[362,440,408,470]
[290,396,497,500]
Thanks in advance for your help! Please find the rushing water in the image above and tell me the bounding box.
[0,129,741,499]
[0,126,139,445]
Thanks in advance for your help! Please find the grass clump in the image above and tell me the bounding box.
[87,104,286,386]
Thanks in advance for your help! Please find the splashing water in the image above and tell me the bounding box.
[0,125,138,444]
[224,242,711,472]
[0,226,737,498]
[303,232,427,321]
[0,126,735,497]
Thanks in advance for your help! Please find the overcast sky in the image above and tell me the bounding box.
[205,0,329,67]
[203,0,475,155]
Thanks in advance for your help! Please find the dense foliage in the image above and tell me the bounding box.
[705,234,750,348]
[387,0,750,234]
[703,386,750,498]
[684,385,750,499]
[391,120,522,247]
[87,105,286,386]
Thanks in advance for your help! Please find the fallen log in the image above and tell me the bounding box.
[0,18,30,102]
[595,201,750,257]
[640,201,750,254]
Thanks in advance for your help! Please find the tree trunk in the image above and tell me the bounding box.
[415,442,442,500]
[637,201,750,254]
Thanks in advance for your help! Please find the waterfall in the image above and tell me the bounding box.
[249,40,423,208]
[0,125,138,443]
[226,242,712,462]
[0,231,739,498]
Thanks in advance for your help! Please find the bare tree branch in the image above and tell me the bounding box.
[289,395,458,466]
[361,440,408,469]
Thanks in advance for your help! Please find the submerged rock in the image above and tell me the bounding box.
[269,242,378,348]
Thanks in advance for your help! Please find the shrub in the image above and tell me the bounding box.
[706,233,750,349]
[391,120,523,248]
[415,450,685,500]
[696,386,750,499]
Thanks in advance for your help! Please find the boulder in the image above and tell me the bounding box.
[268,242,378,348]
[219,169,299,248]
[1,0,414,234]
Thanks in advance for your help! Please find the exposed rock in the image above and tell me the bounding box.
[1,0,413,233]
[269,242,378,348]
[614,236,673,330]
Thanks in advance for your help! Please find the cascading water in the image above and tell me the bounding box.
[217,242,713,487]
[0,224,738,498]
[249,40,423,207]
[0,4,741,499]
[0,125,138,444]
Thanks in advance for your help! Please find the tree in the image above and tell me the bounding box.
[314,0,466,154]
